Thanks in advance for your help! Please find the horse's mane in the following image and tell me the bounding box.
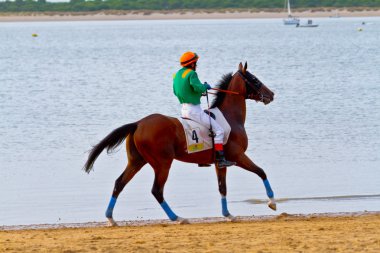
[210,73,233,109]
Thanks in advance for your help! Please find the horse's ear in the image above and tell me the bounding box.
[241,62,247,75]
[238,62,243,71]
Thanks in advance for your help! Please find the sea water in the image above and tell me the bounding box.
[0,17,379,226]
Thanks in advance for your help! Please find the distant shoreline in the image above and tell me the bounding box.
[1,8,380,22]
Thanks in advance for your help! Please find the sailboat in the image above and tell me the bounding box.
[283,0,300,25]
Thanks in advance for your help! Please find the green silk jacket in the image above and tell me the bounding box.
[173,67,207,105]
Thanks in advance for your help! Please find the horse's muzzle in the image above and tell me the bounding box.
[262,93,274,105]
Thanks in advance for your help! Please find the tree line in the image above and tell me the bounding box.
[1,0,380,13]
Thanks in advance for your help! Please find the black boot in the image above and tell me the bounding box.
[215,151,236,168]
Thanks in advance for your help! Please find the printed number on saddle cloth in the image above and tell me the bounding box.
[186,127,205,152]
[192,130,199,143]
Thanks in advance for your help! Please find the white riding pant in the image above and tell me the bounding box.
[181,103,224,144]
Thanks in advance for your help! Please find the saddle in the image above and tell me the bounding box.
[179,108,231,155]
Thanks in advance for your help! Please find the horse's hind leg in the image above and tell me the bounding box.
[215,166,236,221]
[150,162,189,224]
[105,136,146,226]
[105,160,145,226]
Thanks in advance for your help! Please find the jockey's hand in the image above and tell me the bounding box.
[204,82,212,90]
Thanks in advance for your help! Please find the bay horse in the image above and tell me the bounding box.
[84,62,276,225]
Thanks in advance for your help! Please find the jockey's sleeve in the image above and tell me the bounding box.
[189,72,207,93]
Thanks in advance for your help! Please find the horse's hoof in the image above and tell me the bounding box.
[107,217,118,227]
[226,214,237,222]
[176,217,190,224]
[268,199,277,211]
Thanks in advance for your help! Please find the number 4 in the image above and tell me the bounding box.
[192,130,199,143]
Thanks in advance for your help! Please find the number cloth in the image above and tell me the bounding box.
[181,103,224,144]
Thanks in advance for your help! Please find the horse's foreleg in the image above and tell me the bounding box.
[151,166,189,224]
[236,153,277,211]
[215,167,237,221]
[105,161,145,226]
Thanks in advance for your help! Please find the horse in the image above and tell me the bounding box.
[84,62,276,226]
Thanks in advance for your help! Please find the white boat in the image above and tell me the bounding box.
[296,20,319,28]
[283,0,300,25]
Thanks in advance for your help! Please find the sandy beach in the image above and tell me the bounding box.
[1,212,380,253]
[0,9,380,22]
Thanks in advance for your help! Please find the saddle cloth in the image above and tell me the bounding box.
[179,108,231,153]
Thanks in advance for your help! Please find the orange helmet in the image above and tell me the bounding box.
[180,51,199,67]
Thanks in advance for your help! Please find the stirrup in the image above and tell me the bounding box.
[216,159,236,169]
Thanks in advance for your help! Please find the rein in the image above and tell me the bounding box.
[211,87,239,95]
[205,90,215,159]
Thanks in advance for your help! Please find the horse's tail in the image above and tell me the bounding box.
[84,122,138,173]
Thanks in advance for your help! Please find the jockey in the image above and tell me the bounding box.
[173,51,235,168]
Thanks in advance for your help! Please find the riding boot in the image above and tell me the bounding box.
[214,144,236,169]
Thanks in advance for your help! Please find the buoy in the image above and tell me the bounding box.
[32,33,38,37]
[357,28,363,32]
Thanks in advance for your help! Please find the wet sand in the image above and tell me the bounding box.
[1,212,380,253]
[0,9,380,22]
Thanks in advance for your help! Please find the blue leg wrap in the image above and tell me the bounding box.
[105,196,117,218]
[160,201,178,221]
[221,196,231,217]
[263,179,274,198]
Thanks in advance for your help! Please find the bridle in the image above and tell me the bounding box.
[237,71,265,102]
[210,71,272,103]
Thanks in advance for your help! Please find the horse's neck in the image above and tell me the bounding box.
[219,89,246,125]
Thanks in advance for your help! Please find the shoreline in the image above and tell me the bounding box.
[1,211,379,253]
[1,211,379,231]
[1,9,380,22]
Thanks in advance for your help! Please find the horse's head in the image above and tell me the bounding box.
[236,62,274,105]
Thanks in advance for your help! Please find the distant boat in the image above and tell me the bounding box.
[296,20,319,28]
[283,0,300,25]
